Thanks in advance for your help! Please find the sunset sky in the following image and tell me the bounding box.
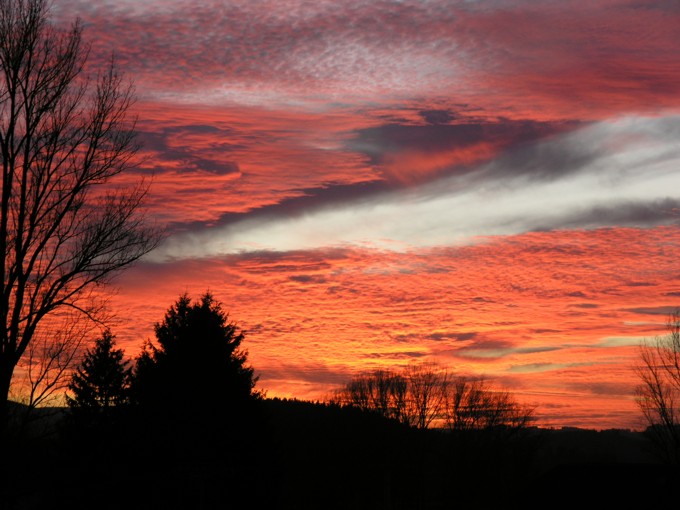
[53,0,680,430]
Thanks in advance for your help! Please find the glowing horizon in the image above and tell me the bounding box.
[49,0,680,430]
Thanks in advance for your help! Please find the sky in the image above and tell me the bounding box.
[52,0,680,430]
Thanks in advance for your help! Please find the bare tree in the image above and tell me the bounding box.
[15,312,90,409]
[332,362,450,429]
[405,361,448,429]
[332,369,409,424]
[444,376,534,432]
[6,312,90,437]
[333,363,534,434]
[0,0,159,425]
[635,309,680,464]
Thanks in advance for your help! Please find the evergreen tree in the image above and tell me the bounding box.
[127,294,266,508]
[66,330,132,410]
[132,292,259,411]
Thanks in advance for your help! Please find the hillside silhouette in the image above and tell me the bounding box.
[2,397,677,509]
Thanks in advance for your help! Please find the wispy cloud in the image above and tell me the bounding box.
[149,114,680,260]
[54,0,680,113]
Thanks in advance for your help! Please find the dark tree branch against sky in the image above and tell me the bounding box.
[0,0,158,425]
[36,0,680,430]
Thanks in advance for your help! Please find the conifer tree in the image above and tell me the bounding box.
[67,331,132,410]
[133,292,258,411]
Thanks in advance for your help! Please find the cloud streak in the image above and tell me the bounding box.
[150,114,680,260]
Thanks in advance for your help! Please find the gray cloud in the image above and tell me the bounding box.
[625,306,680,316]
[160,179,393,234]
[260,363,353,386]
[568,380,637,397]
[419,109,456,125]
[367,351,428,359]
[458,344,562,360]
[136,126,242,175]
[393,331,478,342]
[437,332,478,342]
[485,127,601,182]
[349,119,580,172]
[532,198,680,232]
[507,361,596,374]
[289,275,328,284]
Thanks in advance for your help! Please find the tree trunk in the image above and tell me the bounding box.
[0,358,14,432]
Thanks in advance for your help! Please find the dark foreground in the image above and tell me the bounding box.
[1,399,677,509]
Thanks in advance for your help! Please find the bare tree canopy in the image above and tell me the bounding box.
[443,376,534,432]
[332,361,534,431]
[0,0,159,424]
[635,309,680,464]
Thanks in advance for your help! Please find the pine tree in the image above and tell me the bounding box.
[129,294,266,505]
[66,330,132,410]
[132,292,259,410]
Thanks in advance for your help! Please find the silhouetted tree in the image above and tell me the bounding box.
[0,0,159,425]
[335,369,409,424]
[636,309,680,464]
[128,292,265,509]
[333,362,534,432]
[132,292,259,412]
[406,361,448,429]
[330,362,539,508]
[332,361,449,429]
[7,315,89,437]
[66,330,132,411]
[444,376,535,432]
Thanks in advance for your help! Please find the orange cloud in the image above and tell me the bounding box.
[104,226,680,430]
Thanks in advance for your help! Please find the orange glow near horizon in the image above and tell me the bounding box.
[105,226,680,431]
